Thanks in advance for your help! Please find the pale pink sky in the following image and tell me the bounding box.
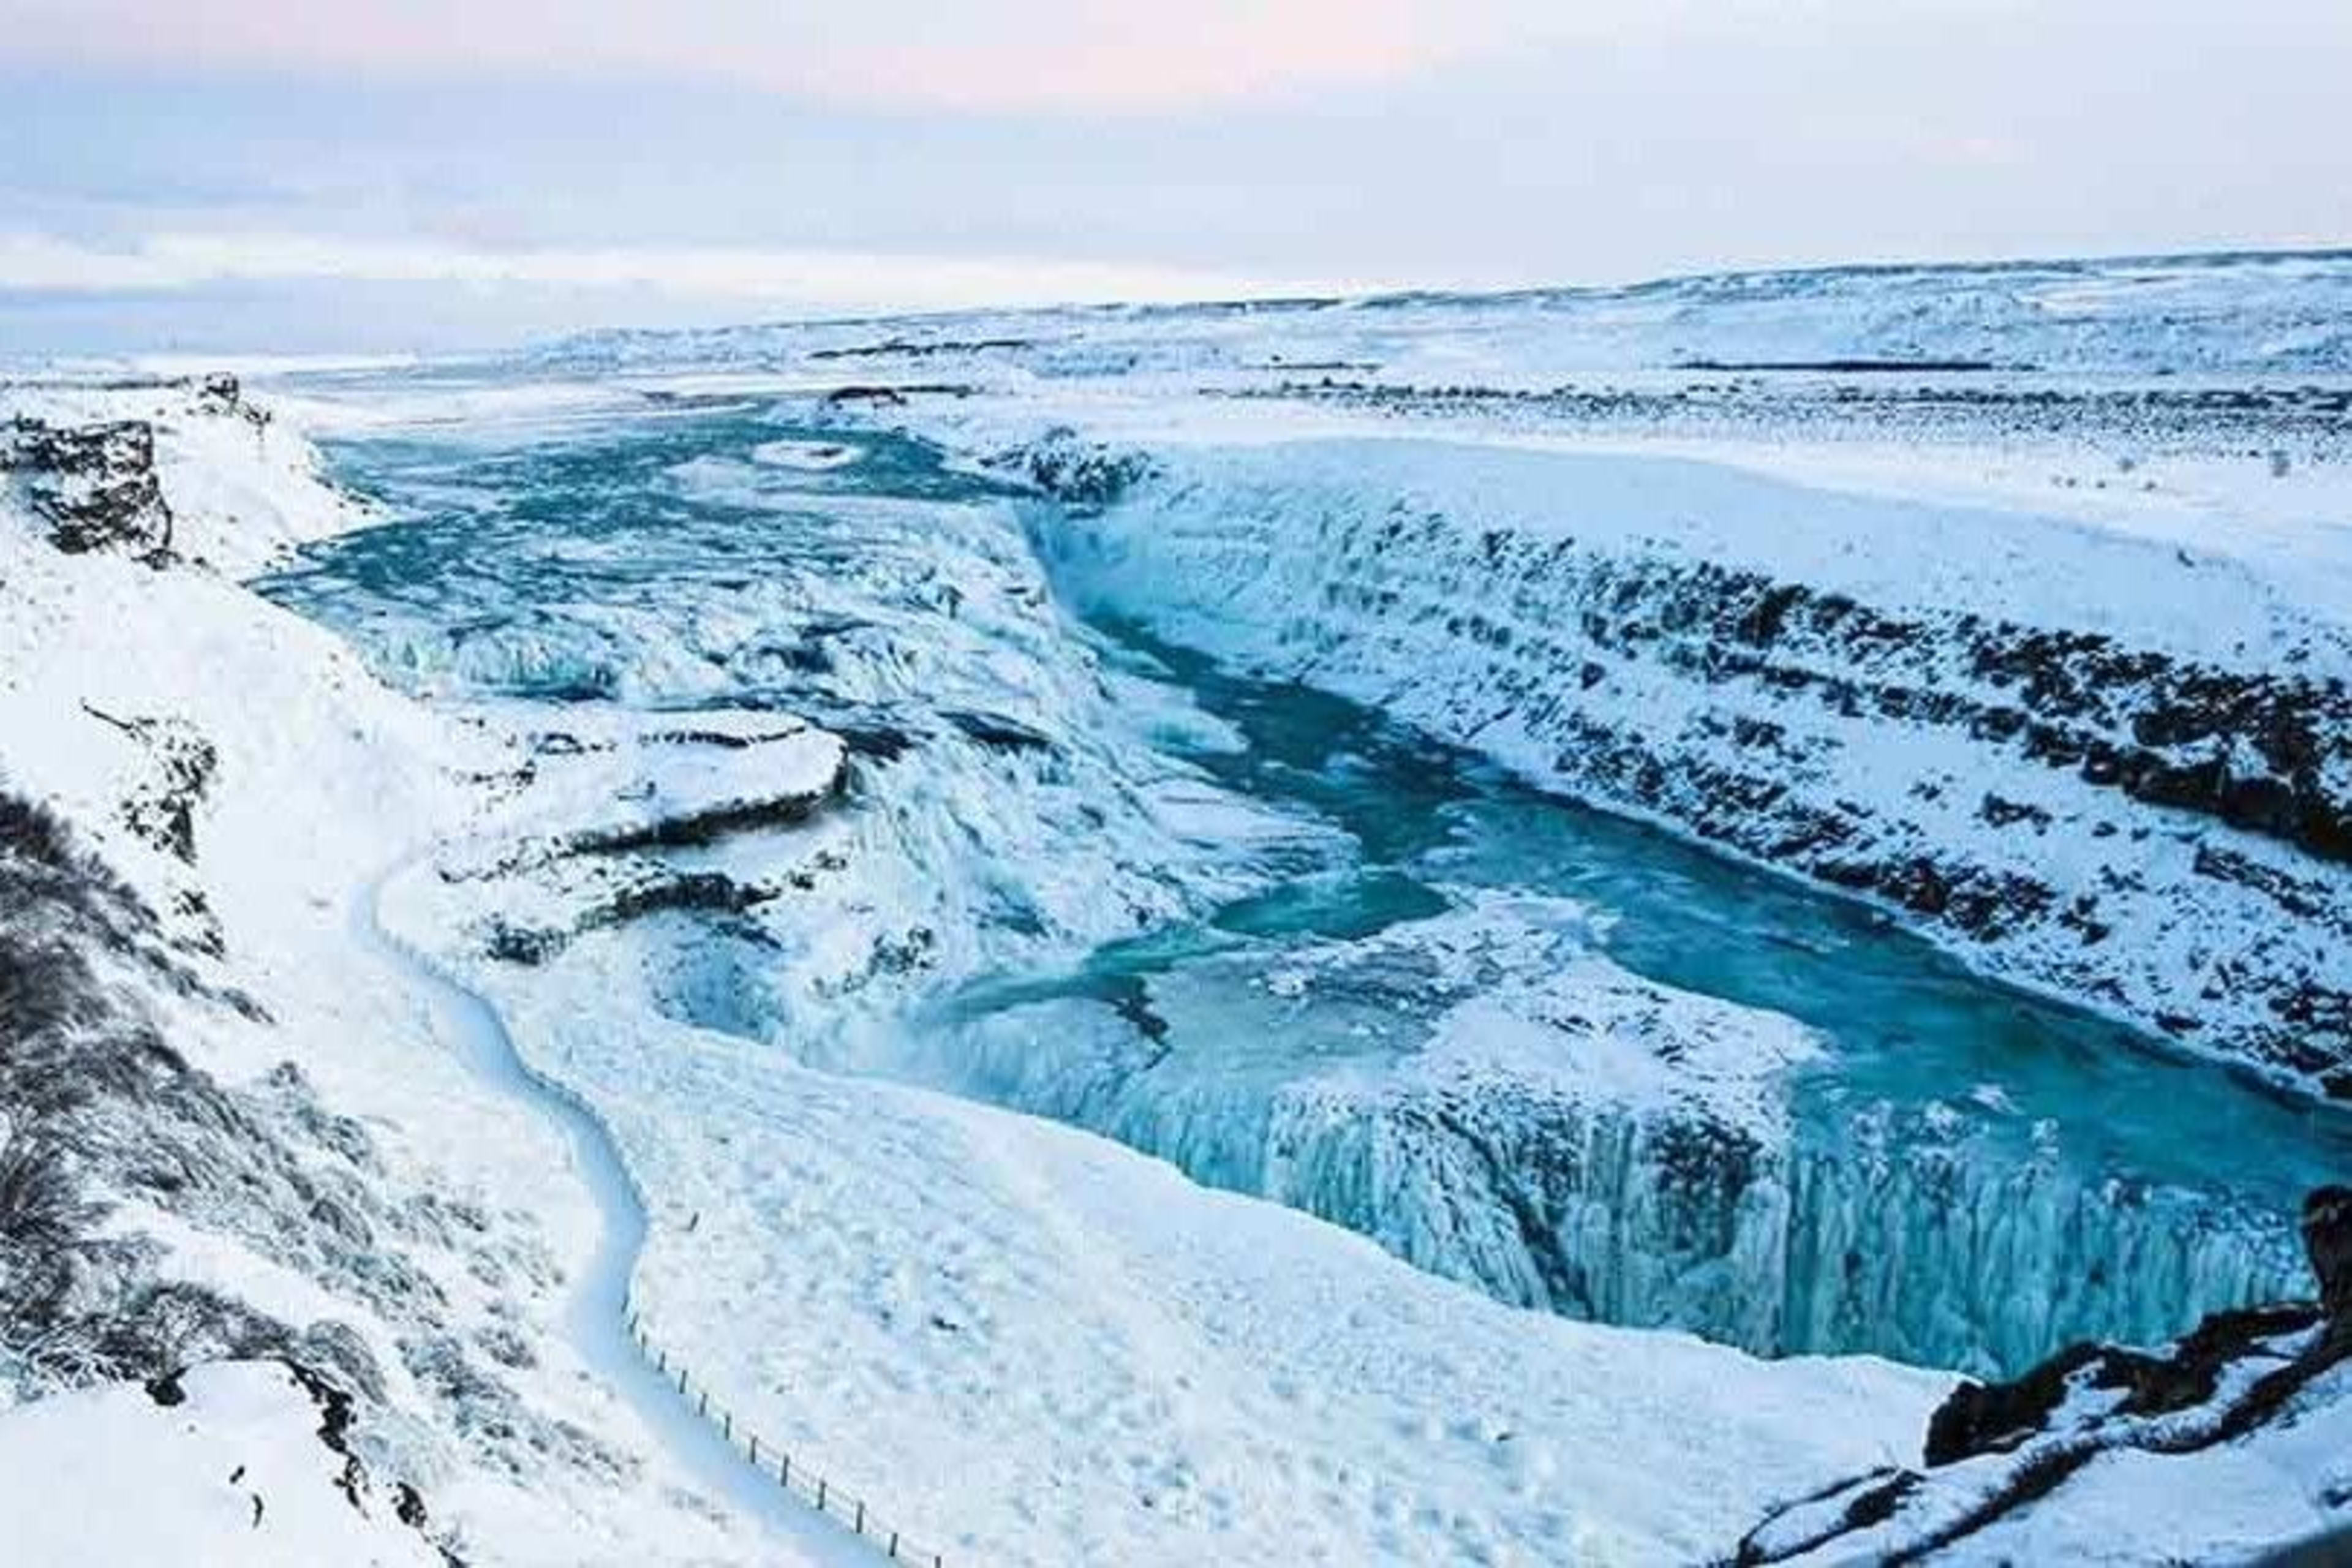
[9,0,1516,110]
[1,0,2345,349]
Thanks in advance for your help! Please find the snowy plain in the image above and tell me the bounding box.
[5,249,2351,1565]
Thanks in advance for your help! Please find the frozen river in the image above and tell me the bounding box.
[258,382,2350,1379]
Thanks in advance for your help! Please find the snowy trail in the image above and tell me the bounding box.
[353,860,879,1565]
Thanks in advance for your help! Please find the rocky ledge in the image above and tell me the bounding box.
[1725,1186,2352,1564]
[0,374,273,565]
[1036,440,2352,1087]
[1,415,176,560]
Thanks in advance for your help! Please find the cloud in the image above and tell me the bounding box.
[0,229,1368,312]
[3,0,2343,352]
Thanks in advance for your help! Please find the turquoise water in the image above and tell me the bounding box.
[1024,625,2351,1205]
[935,625,2351,1371]
[262,394,2351,1376]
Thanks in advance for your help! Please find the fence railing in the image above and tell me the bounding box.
[624,1302,951,1566]
[371,860,950,1566]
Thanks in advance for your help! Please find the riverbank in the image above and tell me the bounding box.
[10,264,2351,1557]
[0,380,1956,1562]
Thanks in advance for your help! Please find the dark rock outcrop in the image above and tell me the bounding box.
[1727,1187,2352,1565]
[1006,429,1157,507]
[564,783,836,854]
[944,709,1057,755]
[2,417,175,560]
[2304,1185,2352,1319]
[78,704,219,865]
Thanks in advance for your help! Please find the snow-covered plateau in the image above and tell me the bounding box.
[5,248,2352,1565]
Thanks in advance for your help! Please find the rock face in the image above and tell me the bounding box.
[1003,426,1157,508]
[1044,443,2352,1086]
[1724,1187,2352,1565]
[1,417,175,560]
[439,714,849,969]
[2304,1185,2352,1319]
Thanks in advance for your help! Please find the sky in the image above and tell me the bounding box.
[2,0,2347,352]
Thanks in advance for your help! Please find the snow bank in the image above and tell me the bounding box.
[397,899,1954,1568]
[0,1362,443,1567]
[0,379,791,1564]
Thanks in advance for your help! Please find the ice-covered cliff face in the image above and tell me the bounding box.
[249,382,2351,1384]
[1035,438,2352,1093]
[905,635,2339,1378]
[254,385,1966,1567]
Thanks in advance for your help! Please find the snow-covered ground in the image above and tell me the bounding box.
[7,248,2350,1566]
[0,380,1954,1563]
[0,1362,445,1567]
[0,377,842,1563]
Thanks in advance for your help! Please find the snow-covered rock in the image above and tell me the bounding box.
[1,375,351,577]
[1031,434,2352,1091]
[1727,1187,2352,1565]
[0,1360,446,1568]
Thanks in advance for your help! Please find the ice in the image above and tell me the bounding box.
[258,375,2350,1390]
[913,899,2308,1378]
[13,247,2352,1562]
[753,437,865,471]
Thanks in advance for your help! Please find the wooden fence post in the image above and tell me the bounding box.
[624,1335,932,1561]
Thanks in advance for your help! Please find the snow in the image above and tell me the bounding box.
[352,864,878,1566]
[10,247,2350,1566]
[0,1362,442,1568]
[1752,1336,2352,1566]
[530,249,2352,382]
[0,371,1963,1566]
[402,919,1951,1567]
[1936,1388,2352,1566]
[1071,434,2351,665]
